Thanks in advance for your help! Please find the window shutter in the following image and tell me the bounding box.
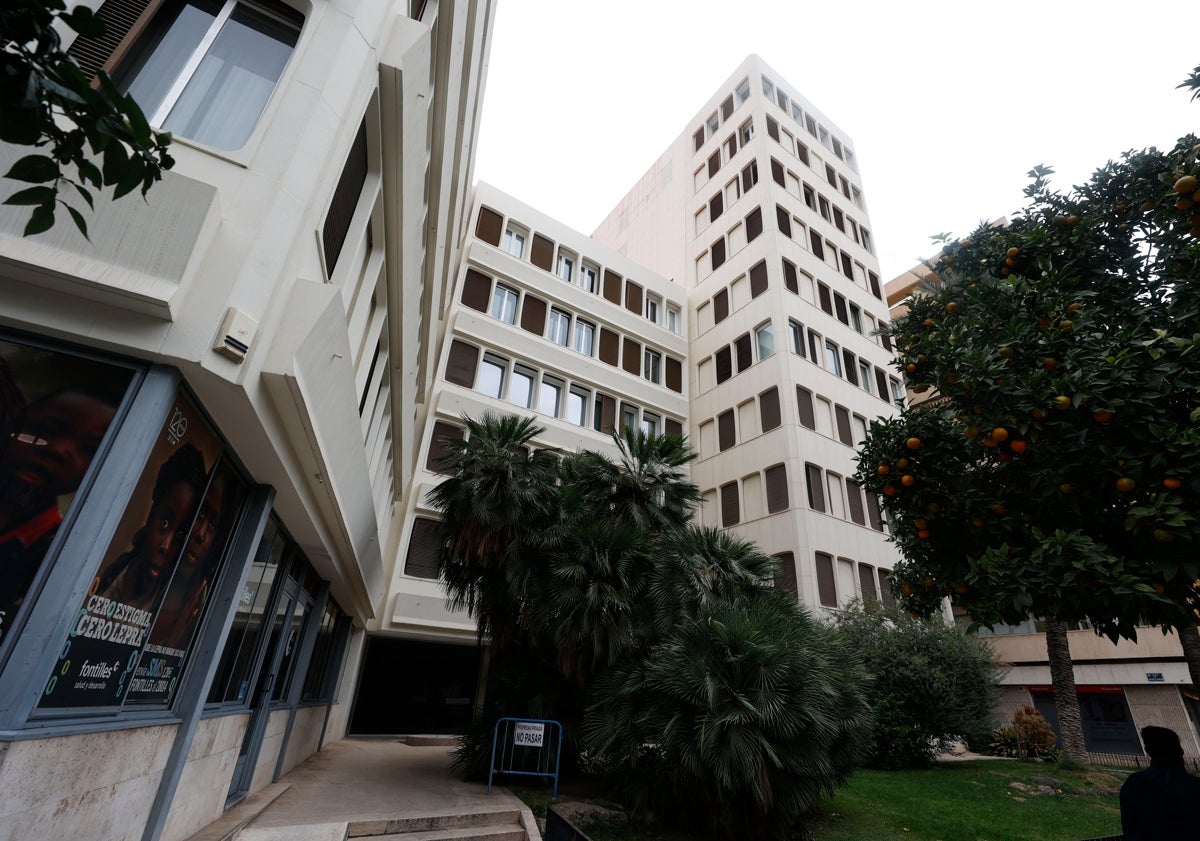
[875,368,889,401]
[444,340,479,387]
[734,333,752,372]
[622,337,641,375]
[461,269,492,312]
[603,270,623,304]
[766,116,779,141]
[425,421,463,474]
[749,260,768,298]
[665,357,683,393]
[404,517,441,579]
[845,479,866,525]
[66,0,157,82]
[841,252,854,280]
[865,491,885,531]
[745,207,763,242]
[598,328,620,366]
[775,551,797,598]
[834,294,849,324]
[715,347,732,383]
[531,234,554,271]
[720,482,740,526]
[709,192,723,221]
[713,289,729,323]
[322,119,368,276]
[598,394,617,432]
[765,464,788,513]
[835,405,853,445]
[520,295,547,334]
[776,205,791,237]
[665,418,683,437]
[707,152,720,178]
[859,564,879,601]
[475,206,503,245]
[815,552,837,606]
[818,283,833,314]
[868,271,882,299]
[717,410,735,451]
[711,238,726,270]
[809,230,824,259]
[770,158,784,186]
[796,386,815,429]
[782,259,799,294]
[842,350,858,385]
[624,281,643,315]
[759,387,781,431]
[805,463,826,512]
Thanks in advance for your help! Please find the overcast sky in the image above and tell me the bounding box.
[473,0,1199,282]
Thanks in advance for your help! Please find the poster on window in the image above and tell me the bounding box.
[39,389,242,709]
[0,338,134,648]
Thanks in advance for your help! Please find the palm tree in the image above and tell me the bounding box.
[566,426,701,533]
[428,412,561,719]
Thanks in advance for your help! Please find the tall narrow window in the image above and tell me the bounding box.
[508,365,534,408]
[644,349,663,384]
[547,308,570,346]
[477,354,506,398]
[788,320,805,357]
[579,263,598,293]
[755,322,774,360]
[490,284,518,324]
[555,252,574,281]
[574,320,595,356]
[805,464,826,512]
[567,387,589,427]
[502,227,525,257]
[538,376,562,417]
[112,0,302,151]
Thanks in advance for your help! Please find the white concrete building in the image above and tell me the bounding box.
[0,1,493,838]
[591,55,904,616]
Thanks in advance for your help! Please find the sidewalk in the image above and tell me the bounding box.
[188,737,537,839]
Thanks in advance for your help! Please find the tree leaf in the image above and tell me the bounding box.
[23,203,56,236]
[64,204,90,240]
[3,186,55,206]
[5,154,61,184]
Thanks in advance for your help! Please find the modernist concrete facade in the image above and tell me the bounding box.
[0,0,494,838]
[591,56,904,617]
[885,268,1200,757]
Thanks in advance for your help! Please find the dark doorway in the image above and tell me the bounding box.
[351,637,479,734]
[1031,686,1142,755]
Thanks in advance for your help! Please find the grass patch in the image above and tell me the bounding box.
[509,760,1125,841]
[808,760,1125,841]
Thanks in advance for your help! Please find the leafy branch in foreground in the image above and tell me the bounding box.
[1,0,173,237]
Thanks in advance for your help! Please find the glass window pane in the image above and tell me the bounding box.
[509,368,533,408]
[756,323,775,359]
[478,358,504,398]
[538,379,562,417]
[164,2,300,150]
[117,0,222,122]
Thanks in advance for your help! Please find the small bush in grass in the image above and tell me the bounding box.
[990,705,1061,761]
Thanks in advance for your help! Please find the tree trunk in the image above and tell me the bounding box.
[1180,624,1200,691]
[471,642,493,724]
[1044,618,1088,764]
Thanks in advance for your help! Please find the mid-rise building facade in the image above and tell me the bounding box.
[592,55,905,615]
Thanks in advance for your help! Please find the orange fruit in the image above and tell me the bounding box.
[990,503,1007,516]
[964,425,980,438]
[877,465,891,475]
[1042,357,1058,371]
[971,517,984,527]
[896,458,910,469]
[927,502,941,513]
[1059,483,1073,494]
[991,427,1009,442]
[1115,477,1136,493]
[1030,408,1048,421]
[921,576,934,587]
[1174,175,1199,194]
[1009,440,1027,453]
[981,436,997,448]
[906,363,917,373]
[901,474,916,487]
[998,346,1014,359]
[1163,477,1182,490]
[1006,247,1020,258]
[914,518,928,530]
[1066,215,1080,225]
[883,485,897,496]
[905,437,921,451]
[955,584,969,594]
[924,317,935,326]
[946,302,959,313]
[917,529,930,539]
[900,584,914,597]
[1093,410,1113,423]
[1053,395,1072,411]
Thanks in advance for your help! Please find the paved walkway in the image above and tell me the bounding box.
[251,738,526,827]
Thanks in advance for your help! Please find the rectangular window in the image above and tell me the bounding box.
[579,263,599,293]
[718,409,735,451]
[782,259,799,294]
[547,308,570,346]
[796,386,816,430]
[644,348,663,384]
[788,320,805,357]
[502,227,525,258]
[807,329,821,363]
[708,150,720,178]
[745,207,763,242]
[567,387,589,427]
[574,320,595,356]
[735,78,750,105]
[859,361,873,393]
[490,284,518,324]
[755,322,775,360]
[818,195,831,221]
[735,333,753,372]
[761,76,775,98]
[809,230,824,260]
[765,464,788,513]
[842,349,858,385]
[646,295,661,324]
[859,564,879,601]
[741,160,758,192]
[112,0,302,151]
[834,293,849,324]
[766,115,780,142]
[815,552,837,607]
[805,464,826,512]
[759,387,781,431]
[796,141,810,166]
[865,491,885,531]
[509,365,534,408]
[721,94,734,120]
[845,479,866,525]
[824,341,841,376]
[776,205,791,237]
[538,376,563,417]
[622,403,639,431]
[802,183,815,210]
[749,260,768,298]
[641,411,660,437]
[711,237,727,270]
[818,283,833,315]
[556,252,574,281]
[720,481,740,526]
[709,191,724,222]
[875,368,890,401]
[739,119,754,145]
[713,288,729,323]
[834,405,853,445]
[478,354,506,398]
[667,306,680,333]
[849,303,863,332]
[715,346,733,383]
[706,111,719,138]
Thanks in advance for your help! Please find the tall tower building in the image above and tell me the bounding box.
[592,55,904,613]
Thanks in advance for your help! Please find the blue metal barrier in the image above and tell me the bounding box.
[487,716,563,798]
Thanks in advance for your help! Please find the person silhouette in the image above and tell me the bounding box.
[1119,725,1200,840]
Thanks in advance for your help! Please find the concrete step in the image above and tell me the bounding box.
[184,782,292,841]
[348,809,522,836]
[238,824,348,841]
[370,824,526,841]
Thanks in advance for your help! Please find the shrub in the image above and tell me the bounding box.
[583,592,871,841]
[990,705,1061,761]
[833,599,1001,768]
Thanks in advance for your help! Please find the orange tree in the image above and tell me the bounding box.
[855,135,1200,763]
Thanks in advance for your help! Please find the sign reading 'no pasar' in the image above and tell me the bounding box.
[513,721,544,747]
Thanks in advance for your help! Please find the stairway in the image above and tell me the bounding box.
[235,807,535,841]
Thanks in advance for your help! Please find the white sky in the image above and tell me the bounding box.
[474,0,1199,282]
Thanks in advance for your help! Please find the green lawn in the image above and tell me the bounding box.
[512,760,1126,841]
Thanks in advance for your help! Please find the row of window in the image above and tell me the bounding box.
[770,157,872,254]
[774,202,882,298]
[761,75,858,172]
[789,318,903,405]
[703,460,885,532]
[474,206,681,332]
[693,117,757,194]
[698,384,877,459]
[765,117,863,211]
[695,160,760,231]
[443,339,684,433]
[693,76,753,151]
[459,268,683,391]
[813,552,892,609]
